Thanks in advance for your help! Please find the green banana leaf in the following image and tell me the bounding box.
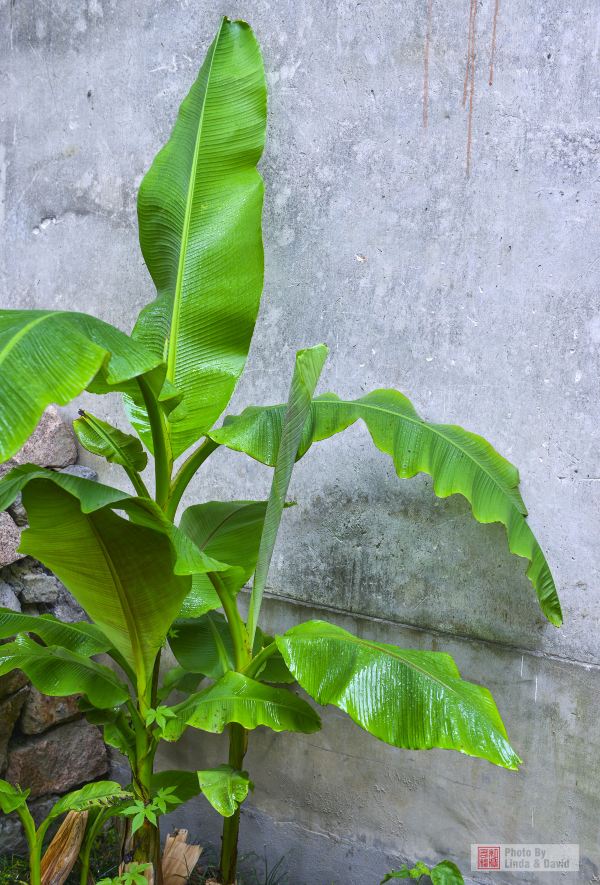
[276,620,520,770]
[382,860,464,884]
[18,479,192,696]
[0,635,129,708]
[0,310,165,464]
[0,780,29,814]
[48,782,130,822]
[168,613,235,678]
[211,390,561,626]
[74,411,148,472]
[247,345,328,642]
[197,765,252,817]
[0,610,110,655]
[157,667,205,702]
[178,500,270,617]
[161,670,321,741]
[0,465,229,578]
[129,17,267,457]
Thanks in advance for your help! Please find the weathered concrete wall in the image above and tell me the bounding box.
[1,1,599,882]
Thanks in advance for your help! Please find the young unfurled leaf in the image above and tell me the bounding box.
[74,411,148,472]
[129,17,267,457]
[0,779,30,815]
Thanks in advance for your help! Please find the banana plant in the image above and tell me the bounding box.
[0,15,561,885]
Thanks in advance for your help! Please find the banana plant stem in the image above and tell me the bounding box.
[220,723,248,885]
[208,573,252,669]
[165,438,219,520]
[137,377,172,509]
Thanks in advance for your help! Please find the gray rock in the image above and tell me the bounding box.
[13,406,77,469]
[0,687,29,773]
[8,494,28,527]
[5,719,108,798]
[19,572,60,604]
[59,464,98,481]
[0,580,21,611]
[0,512,24,567]
[20,687,81,735]
[0,670,29,702]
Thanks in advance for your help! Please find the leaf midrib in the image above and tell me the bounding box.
[86,514,146,689]
[167,18,226,385]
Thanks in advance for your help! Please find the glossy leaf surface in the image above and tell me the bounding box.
[212,391,561,625]
[0,635,129,708]
[0,610,110,655]
[197,765,251,817]
[161,670,321,741]
[277,621,520,769]
[131,17,267,457]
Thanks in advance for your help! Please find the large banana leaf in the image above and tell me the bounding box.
[0,310,164,463]
[247,345,328,642]
[129,17,267,457]
[0,635,129,708]
[276,621,520,769]
[161,670,321,741]
[0,465,228,578]
[211,391,561,626]
[178,500,270,617]
[18,479,192,696]
[0,610,110,655]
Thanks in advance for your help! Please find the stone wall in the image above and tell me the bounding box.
[0,408,108,852]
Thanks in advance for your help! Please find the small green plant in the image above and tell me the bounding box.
[382,859,464,884]
[0,14,561,885]
[0,780,129,885]
[97,863,153,885]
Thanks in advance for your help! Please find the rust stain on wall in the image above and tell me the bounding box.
[488,0,500,85]
[463,0,478,176]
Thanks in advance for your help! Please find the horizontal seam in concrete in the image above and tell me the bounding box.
[258,588,600,673]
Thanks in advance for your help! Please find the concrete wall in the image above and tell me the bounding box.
[1,1,599,882]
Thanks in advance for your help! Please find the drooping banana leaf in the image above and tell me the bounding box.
[18,480,192,697]
[161,670,321,741]
[0,310,167,464]
[276,620,520,769]
[0,465,230,579]
[247,345,328,642]
[197,765,252,817]
[178,500,271,617]
[0,610,110,655]
[211,390,561,626]
[128,17,267,457]
[74,411,148,473]
[0,635,129,708]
